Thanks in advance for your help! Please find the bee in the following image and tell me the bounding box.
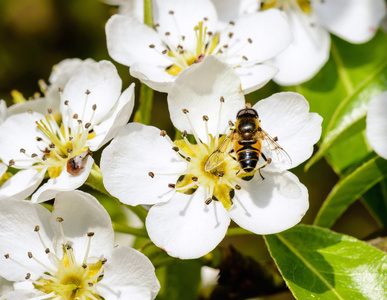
[204,107,291,178]
[67,151,91,175]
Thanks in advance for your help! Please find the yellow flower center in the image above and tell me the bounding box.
[261,0,311,14]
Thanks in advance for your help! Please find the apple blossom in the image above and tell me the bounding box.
[0,60,134,202]
[101,56,322,259]
[366,91,387,160]
[105,0,292,94]
[0,190,160,300]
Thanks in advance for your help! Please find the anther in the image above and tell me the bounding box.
[102,258,107,264]
[191,176,198,182]
[88,282,94,287]
[181,35,185,40]
[20,148,26,153]
[242,56,248,61]
[25,273,31,280]
[182,130,188,137]
[4,254,9,259]
[36,137,43,141]
[64,100,69,105]
[47,108,53,114]
[49,143,55,148]
[204,17,208,21]
[169,10,174,14]
[154,23,160,28]
[172,146,179,152]
[148,172,155,178]
[218,171,224,177]
[42,155,47,161]
[58,87,64,93]
[66,244,72,250]
[203,115,209,121]
[235,184,241,190]
[34,225,40,232]
[220,96,225,103]
[92,104,97,110]
[223,44,229,48]
[205,198,213,205]
[73,114,78,119]
[149,44,156,48]
[67,149,72,154]
[87,232,95,237]
[168,183,176,188]
[28,109,33,114]
[82,263,87,269]
[182,108,189,114]
[228,32,234,38]
[56,217,64,222]
[162,49,168,54]
[273,136,278,141]
[165,32,171,36]
[85,122,91,129]
[229,121,234,126]
[28,252,33,259]
[247,38,253,44]
[78,120,82,124]
[85,89,91,95]
[31,153,38,158]
[160,130,167,137]
[45,248,50,254]
[9,159,15,166]
[185,157,191,162]
[229,21,235,26]
[207,31,213,36]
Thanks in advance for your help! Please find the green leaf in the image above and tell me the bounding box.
[156,260,202,300]
[264,225,387,299]
[314,156,387,228]
[361,179,387,227]
[303,31,387,171]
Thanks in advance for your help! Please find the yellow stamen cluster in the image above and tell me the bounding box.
[261,0,312,14]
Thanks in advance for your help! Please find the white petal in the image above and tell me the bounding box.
[211,0,259,25]
[366,91,387,159]
[106,14,170,66]
[130,62,174,93]
[270,8,331,86]
[61,60,122,125]
[224,10,292,64]
[229,171,308,234]
[0,276,14,296]
[0,163,6,178]
[31,156,94,203]
[99,246,160,300]
[8,97,60,117]
[0,199,55,281]
[168,55,245,141]
[236,63,278,95]
[146,188,230,259]
[0,100,8,124]
[313,0,386,44]
[0,112,44,167]
[51,190,115,263]
[100,123,187,206]
[0,290,37,300]
[253,92,322,169]
[88,83,135,151]
[153,0,218,49]
[0,169,44,200]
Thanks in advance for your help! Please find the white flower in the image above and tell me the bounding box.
[366,91,387,159]
[0,60,135,202]
[105,0,292,94]
[101,56,322,259]
[0,190,160,300]
[255,0,386,86]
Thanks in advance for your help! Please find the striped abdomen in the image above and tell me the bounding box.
[235,140,261,173]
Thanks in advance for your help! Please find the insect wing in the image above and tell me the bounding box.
[204,132,235,172]
[257,129,292,165]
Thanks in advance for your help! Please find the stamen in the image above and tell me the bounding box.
[182,109,205,150]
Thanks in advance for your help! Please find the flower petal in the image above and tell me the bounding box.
[0,100,8,124]
[253,92,322,169]
[168,55,245,141]
[51,190,115,263]
[211,0,259,25]
[106,14,170,67]
[100,122,187,206]
[31,155,94,203]
[61,60,122,126]
[313,0,386,44]
[224,10,292,64]
[88,83,135,151]
[0,163,6,178]
[130,62,174,93]
[0,290,37,300]
[0,198,55,281]
[0,169,44,200]
[236,63,278,95]
[0,112,44,167]
[229,171,308,234]
[366,91,387,159]
[270,8,331,86]
[99,246,160,300]
[146,188,230,259]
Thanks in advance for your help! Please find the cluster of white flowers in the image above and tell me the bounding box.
[0,0,386,298]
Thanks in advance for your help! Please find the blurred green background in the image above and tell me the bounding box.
[0,1,382,298]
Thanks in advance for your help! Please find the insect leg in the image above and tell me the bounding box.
[257,153,272,180]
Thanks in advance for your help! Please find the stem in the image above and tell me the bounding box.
[226,227,254,236]
[112,222,149,237]
[85,164,148,223]
[133,0,154,125]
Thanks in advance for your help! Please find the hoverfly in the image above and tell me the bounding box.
[204,107,291,178]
